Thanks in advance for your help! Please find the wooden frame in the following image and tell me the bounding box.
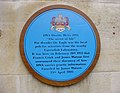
[19,4,101,86]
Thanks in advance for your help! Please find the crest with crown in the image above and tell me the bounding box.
[50,14,71,32]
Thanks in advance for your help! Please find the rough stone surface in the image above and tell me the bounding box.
[89,73,111,93]
[111,72,120,93]
[0,0,120,93]
[0,75,20,93]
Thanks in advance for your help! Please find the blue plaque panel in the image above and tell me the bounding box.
[20,5,100,86]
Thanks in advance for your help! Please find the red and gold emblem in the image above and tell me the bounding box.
[50,14,71,32]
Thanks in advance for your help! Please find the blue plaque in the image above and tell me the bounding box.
[20,5,100,86]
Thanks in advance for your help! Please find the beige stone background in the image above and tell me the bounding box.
[0,0,120,93]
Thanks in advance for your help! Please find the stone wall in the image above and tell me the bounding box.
[0,0,120,93]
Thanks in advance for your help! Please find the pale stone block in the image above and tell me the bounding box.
[0,75,20,93]
[61,0,120,3]
[15,2,53,22]
[111,72,120,93]
[0,1,58,22]
[20,75,59,93]
[0,22,29,74]
[20,75,89,93]
[0,2,17,22]
[95,0,120,3]
[93,50,120,72]
[86,3,120,72]
[20,72,120,93]
[89,72,111,93]
[0,23,17,74]
[0,0,60,1]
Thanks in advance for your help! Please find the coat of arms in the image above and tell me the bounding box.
[50,14,71,32]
